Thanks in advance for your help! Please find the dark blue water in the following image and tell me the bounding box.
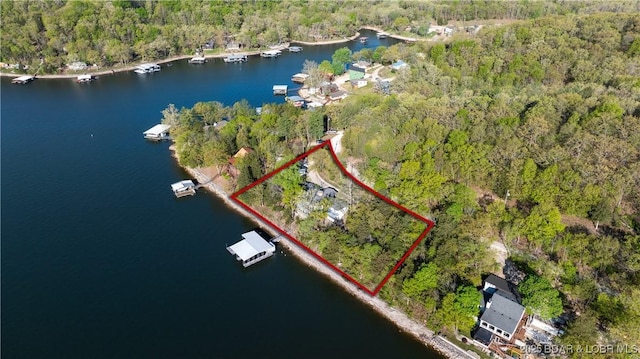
[2,31,444,359]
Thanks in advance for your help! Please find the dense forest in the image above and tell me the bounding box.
[236,146,432,292]
[162,11,640,357]
[2,0,639,74]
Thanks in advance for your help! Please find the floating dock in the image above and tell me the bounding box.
[260,50,282,58]
[223,54,248,63]
[288,46,303,52]
[12,75,34,84]
[134,63,160,74]
[291,73,309,84]
[171,180,196,198]
[143,124,171,140]
[273,85,288,95]
[227,230,276,267]
[76,74,96,83]
[188,56,207,64]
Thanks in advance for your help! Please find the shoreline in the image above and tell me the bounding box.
[1,26,420,79]
[180,159,474,359]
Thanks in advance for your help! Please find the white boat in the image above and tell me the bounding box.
[76,74,96,83]
[134,63,160,74]
[223,54,248,63]
[376,32,388,39]
[288,46,303,52]
[359,36,368,43]
[188,56,206,64]
[260,50,281,58]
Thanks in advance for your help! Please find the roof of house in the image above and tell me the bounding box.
[350,66,365,73]
[229,147,254,165]
[480,292,525,335]
[486,274,512,293]
[484,274,518,301]
[227,231,273,261]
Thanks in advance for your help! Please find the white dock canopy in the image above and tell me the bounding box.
[273,85,288,95]
[12,75,34,84]
[227,231,273,262]
[143,124,171,139]
[171,180,195,192]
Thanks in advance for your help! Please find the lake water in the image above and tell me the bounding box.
[1,30,445,359]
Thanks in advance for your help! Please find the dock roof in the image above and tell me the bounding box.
[171,180,194,192]
[228,231,273,261]
[12,75,34,82]
[143,124,171,136]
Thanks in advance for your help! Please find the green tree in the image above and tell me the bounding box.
[402,262,439,300]
[519,275,563,319]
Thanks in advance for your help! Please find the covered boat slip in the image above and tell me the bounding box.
[227,231,276,267]
[134,63,161,74]
[260,50,282,58]
[143,124,171,140]
[12,75,35,84]
[291,73,309,83]
[171,179,196,198]
[273,85,288,95]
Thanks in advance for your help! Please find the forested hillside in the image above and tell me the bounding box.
[2,0,639,73]
[163,12,640,356]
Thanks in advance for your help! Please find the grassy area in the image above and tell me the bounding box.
[441,331,493,359]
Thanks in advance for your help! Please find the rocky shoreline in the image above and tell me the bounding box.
[181,162,476,359]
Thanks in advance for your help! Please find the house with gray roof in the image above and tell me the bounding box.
[473,275,525,346]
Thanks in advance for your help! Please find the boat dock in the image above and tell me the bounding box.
[12,75,35,84]
[260,50,282,58]
[288,46,303,52]
[143,124,171,140]
[273,85,288,95]
[188,56,207,64]
[134,63,160,74]
[171,180,196,198]
[76,74,96,83]
[227,230,276,267]
[291,73,309,84]
[223,54,248,63]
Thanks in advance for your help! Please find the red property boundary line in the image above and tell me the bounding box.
[230,140,435,296]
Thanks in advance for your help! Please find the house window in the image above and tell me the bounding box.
[489,325,495,331]
[496,329,503,334]
[505,333,510,338]
[481,322,488,328]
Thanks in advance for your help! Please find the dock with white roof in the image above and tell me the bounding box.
[12,75,35,84]
[143,124,171,140]
[227,230,276,267]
